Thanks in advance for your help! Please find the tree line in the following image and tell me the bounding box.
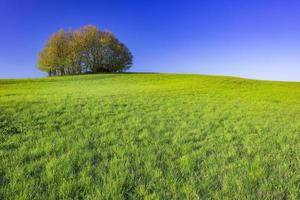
[37,25,133,76]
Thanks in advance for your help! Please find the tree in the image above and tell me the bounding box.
[37,29,72,76]
[37,25,133,76]
[99,32,132,72]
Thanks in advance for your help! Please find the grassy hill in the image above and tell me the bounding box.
[1,73,300,199]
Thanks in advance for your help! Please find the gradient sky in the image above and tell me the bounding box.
[0,0,300,81]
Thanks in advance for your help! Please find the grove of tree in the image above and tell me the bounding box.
[37,25,133,76]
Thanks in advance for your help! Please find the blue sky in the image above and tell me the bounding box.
[0,0,300,81]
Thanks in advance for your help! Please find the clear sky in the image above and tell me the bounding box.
[0,0,300,81]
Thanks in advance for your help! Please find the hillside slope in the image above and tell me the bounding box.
[1,73,300,199]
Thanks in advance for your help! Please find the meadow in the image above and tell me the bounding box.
[0,73,300,199]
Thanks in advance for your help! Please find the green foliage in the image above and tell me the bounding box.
[37,25,133,76]
[0,73,300,199]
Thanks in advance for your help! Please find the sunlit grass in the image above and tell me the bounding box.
[1,73,300,199]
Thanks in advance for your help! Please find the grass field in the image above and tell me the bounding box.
[0,73,300,199]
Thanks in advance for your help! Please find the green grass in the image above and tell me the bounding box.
[0,73,300,199]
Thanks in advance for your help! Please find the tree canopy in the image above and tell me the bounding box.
[37,25,133,76]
